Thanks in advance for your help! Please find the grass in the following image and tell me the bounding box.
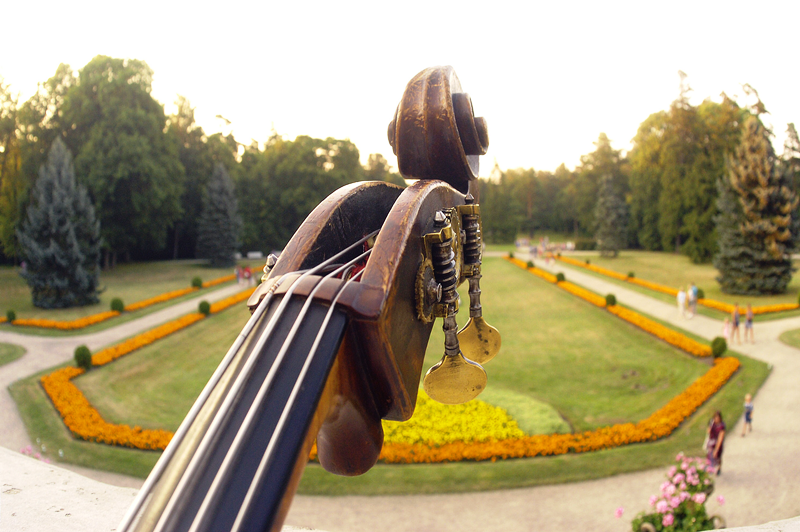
[8,258,771,493]
[0,342,26,366]
[555,251,800,322]
[0,259,264,336]
[779,328,800,348]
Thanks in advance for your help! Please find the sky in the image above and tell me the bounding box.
[3,0,799,175]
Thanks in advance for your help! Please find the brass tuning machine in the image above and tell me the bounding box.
[421,209,486,405]
[456,195,501,364]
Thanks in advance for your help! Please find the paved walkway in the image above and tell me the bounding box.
[1,259,799,531]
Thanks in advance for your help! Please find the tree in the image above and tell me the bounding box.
[713,179,752,293]
[196,164,241,267]
[365,153,405,186]
[62,56,184,265]
[714,115,797,294]
[17,138,101,307]
[0,78,25,261]
[572,133,628,236]
[594,174,628,257]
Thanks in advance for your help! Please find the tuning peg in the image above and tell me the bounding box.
[456,198,501,364]
[423,307,487,405]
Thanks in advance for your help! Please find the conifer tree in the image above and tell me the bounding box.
[594,174,628,257]
[17,138,101,307]
[714,115,798,294]
[196,163,241,267]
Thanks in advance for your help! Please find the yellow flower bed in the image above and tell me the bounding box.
[506,257,558,283]
[0,317,7,324]
[751,302,800,314]
[696,298,734,314]
[6,274,237,330]
[372,357,739,463]
[557,281,607,307]
[607,305,712,357]
[382,390,525,445]
[557,255,630,281]
[41,287,256,450]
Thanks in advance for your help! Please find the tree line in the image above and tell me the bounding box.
[0,56,403,267]
[479,76,800,268]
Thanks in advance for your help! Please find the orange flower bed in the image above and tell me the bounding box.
[557,281,607,307]
[309,357,740,463]
[556,255,630,281]
[41,287,256,450]
[696,299,734,314]
[12,311,121,330]
[607,305,712,357]
[6,274,237,330]
[507,256,712,358]
[203,274,237,288]
[506,257,558,283]
[751,302,800,314]
[0,317,7,324]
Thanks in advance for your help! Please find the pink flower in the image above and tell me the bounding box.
[668,466,678,477]
[676,452,685,461]
[615,507,624,519]
[34,453,41,459]
[656,500,669,513]
[717,495,725,505]
[649,495,659,506]
[43,458,50,464]
[681,460,690,470]
[680,482,687,490]
[670,496,681,508]
[673,473,685,484]
[663,513,675,526]
[688,466,697,475]
[660,481,671,492]
[664,484,677,496]
[693,493,707,504]
[704,479,711,485]
[680,491,691,502]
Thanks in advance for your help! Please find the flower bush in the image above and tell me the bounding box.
[41,287,255,450]
[630,453,725,532]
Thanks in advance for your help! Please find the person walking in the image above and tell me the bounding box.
[722,317,732,343]
[688,282,698,318]
[707,411,726,475]
[744,303,755,344]
[677,287,687,318]
[731,303,742,344]
[742,394,754,436]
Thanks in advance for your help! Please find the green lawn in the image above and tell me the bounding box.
[0,342,25,366]
[0,259,264,336]
[559,251,800,321]
[779,328,800,348]
[8,257,771,493]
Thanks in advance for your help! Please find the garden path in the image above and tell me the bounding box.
[0,282,244,487]
[2,256,799,531]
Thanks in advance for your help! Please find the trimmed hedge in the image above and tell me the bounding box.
[605,294,617,307]
[198,300,211,316]
[191,276,203,289]
[711,337,727,358]
[6,309,15,322]
[74,345,92,370]
[526,260,534,268]
[110,298,124,312]
[556,272,565,282]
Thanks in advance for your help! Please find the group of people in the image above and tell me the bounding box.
[706,394,754,476]
[722,303,755,345]
[676,283,699,318]
[234,265,256,286]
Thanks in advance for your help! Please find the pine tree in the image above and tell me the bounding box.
[196,163,241,267]
[594,174,628,257]
[17,138,101,307]
[714,115,798,294]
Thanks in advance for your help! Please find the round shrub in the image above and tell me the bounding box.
[605,294,617,307]
[697,288,705,300]
[74,345,92,370]
[711,337,727,358]
[556,252,562,258]
[198,300,211,316]
[192,276,203,289]
[627,271,635,278]
[585,259,591,265]
[526,260,534,269]
[556,272,565,282]
[508,252,515,259]
[6,310,15,322]
[110,298,124,312]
